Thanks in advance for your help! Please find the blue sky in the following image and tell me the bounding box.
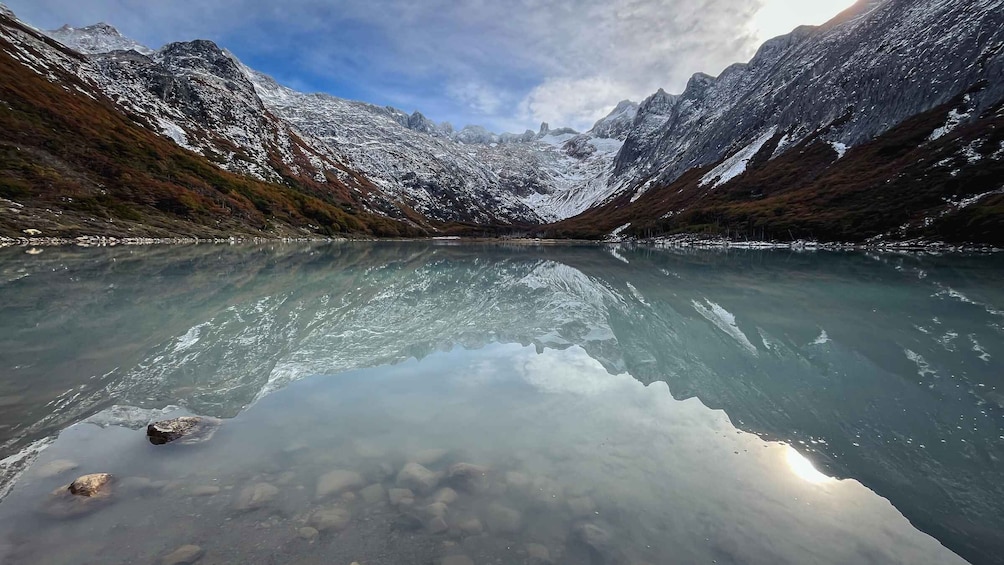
[3,0,856,132]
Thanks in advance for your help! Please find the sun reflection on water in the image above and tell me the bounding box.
[786,446,836,485]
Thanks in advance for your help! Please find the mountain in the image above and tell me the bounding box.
[554,0,1004,243]
[46,22,154,56]
[33,18,627,226]
[0,9,420,239]
[1,0,1003,242]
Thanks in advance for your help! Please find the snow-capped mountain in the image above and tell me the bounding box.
[613,0,1004,197]
[33,18,628,225]
[47,22,154,56]
[1,0,1001,240]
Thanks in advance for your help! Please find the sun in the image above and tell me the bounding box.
[751,0,859,44]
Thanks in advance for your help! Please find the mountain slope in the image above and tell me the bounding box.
[549,92,1004,244]
[0,11,421,238]
[613,0,1004,195]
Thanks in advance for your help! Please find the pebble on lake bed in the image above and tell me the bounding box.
[388,487,415,507]
[316,469,364,499]
[161,544,204,565]
[396,462,442,494]
[447,463,490,493]
[234,482,278,511]
[485,502,522,534]
[309,507,351,531]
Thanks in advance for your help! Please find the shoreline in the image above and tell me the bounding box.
[0,233,1000,253]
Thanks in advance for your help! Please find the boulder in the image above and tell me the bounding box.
[147,416,220,445]
[316,469,364,499]
[42,473,115,518]
[68,473,113,497]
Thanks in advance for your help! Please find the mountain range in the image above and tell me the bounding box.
[1,0,1002,244]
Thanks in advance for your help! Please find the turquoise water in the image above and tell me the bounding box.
[0,243,1001,564]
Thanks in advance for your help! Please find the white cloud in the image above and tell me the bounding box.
[3,0,849,132]
[517,76,633,131]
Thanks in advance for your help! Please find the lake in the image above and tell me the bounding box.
[0,242,1001,565]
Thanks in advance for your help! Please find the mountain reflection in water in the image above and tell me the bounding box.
[0,242,1001,564]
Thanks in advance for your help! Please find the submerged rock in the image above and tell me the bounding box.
[161,544,204,565]
[190,485,220,497]
[447,463,490,493]
[432,487,458,504]
[146,416,220,445]
[396,462,441,494]
[43,473,115,518]
[359,483,386,504]
[485,503,522,534]
[316,469,364,499]
[426,515,449,534]
[310,507,351,531]
[439,555,474,565]
[35,459,79,478]
[455,516,483,535]
[388,487,415,507]
[573,523,620,563]
[234,482,278,511]
[297,526,319,540]
[527,543,553,563]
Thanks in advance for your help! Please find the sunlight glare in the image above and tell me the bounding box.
[786,446,836,484]
[751,0,859,44]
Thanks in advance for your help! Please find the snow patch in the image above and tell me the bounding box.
[829,142,848,159]
[700,127,777,188]
[928,108,971,141]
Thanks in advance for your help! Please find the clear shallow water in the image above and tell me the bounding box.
[0,243,1001,564]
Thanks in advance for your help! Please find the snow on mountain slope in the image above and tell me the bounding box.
[47,22,154,56]
[614,0,1004,197]
[245,66,625,223]
[33,16,626,225]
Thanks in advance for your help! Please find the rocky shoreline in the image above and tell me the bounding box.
[2,232,999,253]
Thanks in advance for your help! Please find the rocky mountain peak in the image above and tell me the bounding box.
[46,21,154,55]
[590,100,639,140]
[0,3,16,19]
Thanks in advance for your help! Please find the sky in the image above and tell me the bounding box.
[4,0,858,132]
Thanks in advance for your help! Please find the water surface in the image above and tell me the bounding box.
[0,243,1001,564]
